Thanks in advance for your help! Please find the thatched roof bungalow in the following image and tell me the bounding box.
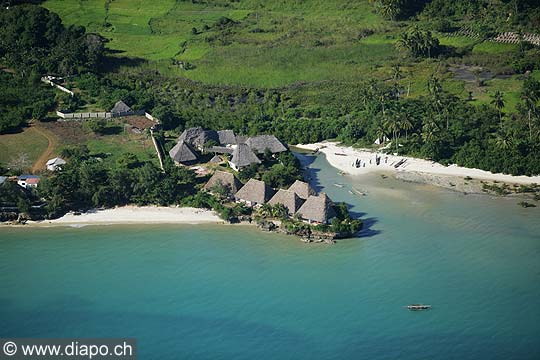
[268,189,304,215]
[217,129,236,145]
[230,143,261,171]
[288,180,317,200]
[204,170,242,196]
[169,140,198,165]
[111,100,132,114]
[235,179,274,207]
[296,193,336,224]
[178,127,219,150]
[246,135,287,154]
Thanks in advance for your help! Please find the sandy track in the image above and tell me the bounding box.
[31,123,59,173]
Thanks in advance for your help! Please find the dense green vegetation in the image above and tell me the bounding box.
[1,1,540,193]
[0,4,104,132]
[0,72,55,132]
[0,5,104,75]
[38,146,198,217]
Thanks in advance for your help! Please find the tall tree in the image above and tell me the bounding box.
[490,91,505,127]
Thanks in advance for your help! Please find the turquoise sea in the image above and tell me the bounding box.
[1,153,540,359]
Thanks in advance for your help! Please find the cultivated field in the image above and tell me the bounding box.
[43,0,531,110]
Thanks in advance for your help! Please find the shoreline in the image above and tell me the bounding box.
[16,206,223,227]
[295,141,540,195]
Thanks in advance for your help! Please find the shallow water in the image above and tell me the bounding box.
[1,153,539,359]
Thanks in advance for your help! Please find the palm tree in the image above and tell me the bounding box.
[272,203,288,220]
[384,114,401,153]
[392,64,402,81]
[375,122,388,145]
[490,90,505,127]
[258,203,273,218]
[370,0,401,20]
[494,131,513,151]
[427,76,447,128]
[400,112,413,140]
[421,119,439,144]
[521,93,537,142]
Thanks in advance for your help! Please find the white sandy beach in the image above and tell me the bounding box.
[28,206,222,226]
[296,141,540,185]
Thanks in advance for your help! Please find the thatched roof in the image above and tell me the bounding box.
[209,155,223,164]
[208,146,233,154]
[178,127,219,148]
[288,180,317,200]
[217,130,236,145]
[204,170,242,195]
[235,135,248,144]
[268,189,304,214]
[235,179,274,205]
[231,143,261,168]
[111,100,132,114]
[246,135,287,154]
[169,140,198,163]
[296,193,336,224]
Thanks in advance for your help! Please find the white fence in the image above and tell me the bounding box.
[145,112,160,123]
[56,110,145,120]
[41,77,74,96]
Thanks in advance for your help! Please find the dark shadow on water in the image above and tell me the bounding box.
[293,152,324,193]
[293,151,381,241]
[357,217,381,238]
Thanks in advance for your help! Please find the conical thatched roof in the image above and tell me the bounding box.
[204,170,242,195]
[235,179,274,205]
[111,100,132,114]
[231,143,261,168]
[169,140,198,163]
[209,155,223,164]
[288,180,317,200]
[246,135,287,154]
[296,193,336,224]
[268,189,304,214]
[178,127,219,149]
[217,129,236,145]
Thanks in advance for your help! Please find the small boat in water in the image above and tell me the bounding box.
[352,188,367,196]
[406,304,431,311]
[333,183,344,188]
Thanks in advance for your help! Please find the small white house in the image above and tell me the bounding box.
[17,175,40,189]
[46,157,66,171]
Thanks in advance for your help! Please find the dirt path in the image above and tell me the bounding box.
[31,123,59,174]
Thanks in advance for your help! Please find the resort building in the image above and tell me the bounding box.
[110,100,133,115]
[217,129,236,145]
[246,135,287,154]
[46,157,66,171]
[169,140,198,165]
[235,179,274,207]
[204,170,242,197]
[178,127,219,151]
[17,175,40,189]
[268,189,304,215]
[296,193,336,224]
[229,143,261,171]
[288,180,317,200]
[208,146,234,155]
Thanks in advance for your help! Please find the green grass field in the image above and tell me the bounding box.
[0,127,49,169]
[43,0,526,111]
